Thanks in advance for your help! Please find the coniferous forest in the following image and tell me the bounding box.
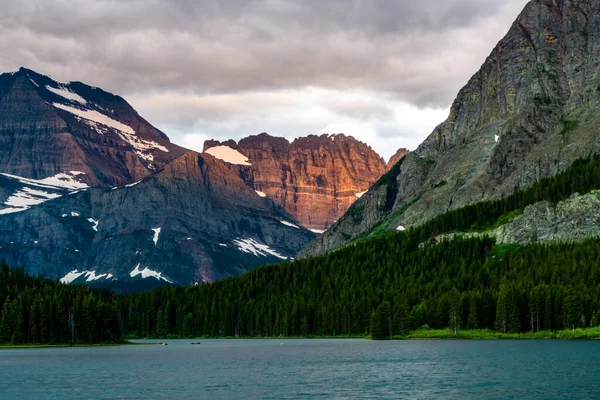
[2,155,600,344]
[2,235,600,344]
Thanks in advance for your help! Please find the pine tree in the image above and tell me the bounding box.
[370,301,391,340]
[447,289,462,335]
[391,300,411,335]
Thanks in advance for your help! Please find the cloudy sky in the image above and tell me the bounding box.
[0,0,528,160]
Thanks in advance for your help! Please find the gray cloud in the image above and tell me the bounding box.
[0,0,529,157]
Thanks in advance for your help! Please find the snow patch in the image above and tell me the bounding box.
[355,191,367,199]
[232,238,288,260]
[280,220,300,229]
[61,270,114,284]
[204,146,251,166]
[310,229,325,234]
[1,187,62,213]
[255,190,267,198]
[38,172,89,190]
[53,103,134,134]
[152,227,161,246]
[46,85,87,105]
[494,134,499,143]
[0,207,25,215]
[71,212,80,217]
[60,270,85,284]
[397,225,406,231]
[1,171,87,190]
[126,180,142,188]
[130,264,172,283]
[84,271,108,282]
[87,218,99,231]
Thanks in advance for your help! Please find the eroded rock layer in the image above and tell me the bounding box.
[204,133,388,231]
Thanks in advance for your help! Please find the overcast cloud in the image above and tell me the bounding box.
[0,0,529,159]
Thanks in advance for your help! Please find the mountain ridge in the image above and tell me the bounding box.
[203,132,390,230]
[0,67,188,187]
[301,0,600,257]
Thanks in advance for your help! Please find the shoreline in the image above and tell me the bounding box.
[3,328,599,348]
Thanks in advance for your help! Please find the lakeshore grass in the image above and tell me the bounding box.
[392,327,600,340]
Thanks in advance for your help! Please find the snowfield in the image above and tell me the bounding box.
[280,220,300,229]
[205,146,251,166]
[60,270,113,284]
[46,85,87,105]
[130,264,172,283]
[51,103,168,160]
[233,238,288,260]
[152,227,161,246]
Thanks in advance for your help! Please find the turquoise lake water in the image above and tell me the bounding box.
[1,339,599,399]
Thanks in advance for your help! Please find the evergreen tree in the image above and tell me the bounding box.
[370,302,391,340]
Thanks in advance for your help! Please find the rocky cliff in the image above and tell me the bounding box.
[387,148,410,170]
[302,0,600,257]
[0,68,187,187]
[204,133,388,231]
[0,152,315,286]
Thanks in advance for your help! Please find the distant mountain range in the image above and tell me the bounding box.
[0,68,403,287]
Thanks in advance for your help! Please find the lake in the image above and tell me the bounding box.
[1,339,599,399]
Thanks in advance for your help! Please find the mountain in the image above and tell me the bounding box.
[203,133,388,231]
[0,69,315,286]
[0,152,315,286]
[387,148,410,170]
[302,0,600,257]
[0,68,187,187]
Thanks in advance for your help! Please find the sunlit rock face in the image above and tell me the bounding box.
[204,132,388,231]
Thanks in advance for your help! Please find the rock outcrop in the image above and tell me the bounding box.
[387,148,410,170]
[0,152,315,286]
[0,68,187,187]
[204,133,387,231]
[302,0,600,257]
[494,191,600,245]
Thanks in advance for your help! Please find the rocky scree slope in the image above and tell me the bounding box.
[203,133,388,231]
[302,0,600,257]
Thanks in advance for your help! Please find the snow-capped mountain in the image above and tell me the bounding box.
[0,67,188,187]
[0,68,315,288]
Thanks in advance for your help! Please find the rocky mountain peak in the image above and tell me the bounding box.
[387,148,410,170]
[302,0,600,257]
[202,132,388,230]
[0,67,187,187]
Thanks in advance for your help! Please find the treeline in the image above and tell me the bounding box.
[2,155,600,343]
[1,236,600,342]
[0,260,122,345]
[117,236,600,339]
[412,154,600,239]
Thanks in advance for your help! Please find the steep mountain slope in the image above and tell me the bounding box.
[387,148,410,170]
[0,68,187,187]
[203,133,387,231]
[302,0,600,257]
[0,152,315,286]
